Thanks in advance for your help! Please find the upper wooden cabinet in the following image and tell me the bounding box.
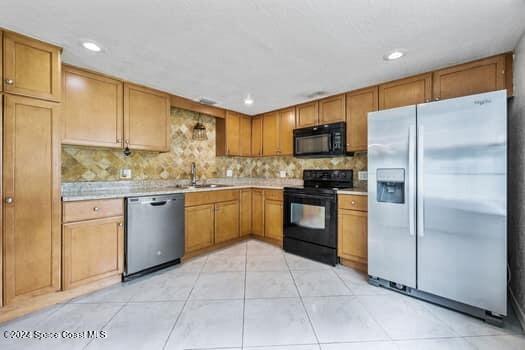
[379,73,432,110]
[217,111,252,157]
[262,108,295,156]
[62,66,123,148]
[319,94,345,124]
[3,31,61,102]
[0,31,3,92]
[251,116,263,157]
[296,101,318,128]
[263,111,279,156]
[239,115,252,156]
[278,107,295,155]
[346,86,378,152]
[432,55,509,101]
[124,83,170,152]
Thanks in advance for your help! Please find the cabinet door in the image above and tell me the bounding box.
[319,94,345,124]
[3,95,61,305]
[263,111,279,156]
[240,190,252,236]
[0,31,3,92]
[252,190,264,236]
[278,108,295,155]
[379,73,432,110]
[264,199,283,241]
[185,204,214,253]
[346,87,378,152]
[123,83,170,152]
[338,209,368,267]
[239,116,252,156]
[63,217,124,290]
[215,200,240,243]
[225,111,240,156]
[3,31,61,101]
[296,101,319,127]
[432,55,507,101]
[251,116,263,156]
[62,66,123,148]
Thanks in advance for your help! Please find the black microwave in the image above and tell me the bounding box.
[293,122,346,157]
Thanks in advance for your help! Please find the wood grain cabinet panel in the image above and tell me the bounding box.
[346,87,378,152]
[214,200,240,243]
[263,111,279,156]
[319,94,345,124]
[379,73,432,110]
[264,199,283,241]
[251,116,263,156]
[63,198,123,223]
[278,108,295,155]
[62,66,123,148]
[239,115,252,156]
[185,204,214,253]
[339,194,367,212]
[338,209,368,271]
[217,111,246,156]
[296,101,318,128]
[0,31,3,92]
[240,189,252,236]
[3,95,61,305]
[123,83,170,152]
[63,217,124,290]
[432,55,508,101]
[252,189,264,236]
[225,111,240,156]
[3,31,61,101]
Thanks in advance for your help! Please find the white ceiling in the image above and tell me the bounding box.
[1,0,524,115]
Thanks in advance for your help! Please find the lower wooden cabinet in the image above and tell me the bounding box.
[337,194,368,272]
[240,189,252,236]
[63,217,124,290]
[252,189,264,236]
[185,204,214,253]
[264,199,283,241]
[215,200,240,243]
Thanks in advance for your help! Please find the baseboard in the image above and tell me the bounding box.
[510,287,525,331]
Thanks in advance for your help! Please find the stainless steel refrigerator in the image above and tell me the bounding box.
[367,90,507,324]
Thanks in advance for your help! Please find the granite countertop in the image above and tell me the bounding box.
[337,189,368,196]
[61,178,367,201]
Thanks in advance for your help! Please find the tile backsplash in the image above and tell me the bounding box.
[62,107,367,189]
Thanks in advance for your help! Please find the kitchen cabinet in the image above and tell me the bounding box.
[338,194,368,272]
[319,94,345,124]
[379,73,432,110]
[214,200,240,243]
[278,107,295,155]
[346,86,378,152]
[62,65,123,148]
[240,189,252,236]
[296,101,318,128]
[432,55,509,101]
[0,31,3,92]
[2,31,61,102]
[123,83,170,152]
[262,108,295,156]
[251,116,263,156]
[239,115,252,156]
[252,189,264,236]
[262,111,279,156]
[185,204,215,253]
[264,199,283,242]
[3,95,61,305]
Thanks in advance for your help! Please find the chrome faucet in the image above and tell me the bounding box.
[191,162,197,186]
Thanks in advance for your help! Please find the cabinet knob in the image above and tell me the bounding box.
[435,97,440,101]
[93,207,100,212]
[118,222,123,227]
[5,197,14,204]
[4,79,14,85]
[351,200,356,205]
[125,139,129,145]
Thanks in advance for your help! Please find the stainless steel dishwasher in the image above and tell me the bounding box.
[124,193,184,280]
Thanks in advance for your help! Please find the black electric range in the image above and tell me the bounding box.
[283,169,353,265]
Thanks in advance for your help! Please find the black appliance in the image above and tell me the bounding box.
[293,122,346,157]
[283,169,353,265]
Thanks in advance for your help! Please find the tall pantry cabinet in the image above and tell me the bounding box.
[1,30,62,307]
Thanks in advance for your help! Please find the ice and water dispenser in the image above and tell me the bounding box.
[376,169,405,204]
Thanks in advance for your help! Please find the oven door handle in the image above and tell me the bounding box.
[285,193,335,201]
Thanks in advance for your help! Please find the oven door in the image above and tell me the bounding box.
[284,191,336,248]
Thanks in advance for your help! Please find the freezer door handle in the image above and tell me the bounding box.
[417,125,425,237]
[408,125,416,236]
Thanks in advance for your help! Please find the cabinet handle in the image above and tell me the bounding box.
[118,222,123,227]
[5,197,14,204]
[434,97,440,101]
[5,79,14,85]
[93,207,100,212]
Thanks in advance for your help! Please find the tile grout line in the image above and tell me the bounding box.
[161,254,210,350]
[241,241,248,348]
[82,301,128,349]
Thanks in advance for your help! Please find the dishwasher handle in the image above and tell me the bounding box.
[150,201,168,206]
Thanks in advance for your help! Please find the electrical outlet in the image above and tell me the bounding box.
[120,168,132,179]
[279,171,286,178]
[226,169,233,177]
[358,171,368,181]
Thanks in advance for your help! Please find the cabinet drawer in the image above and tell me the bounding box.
[63,199,124,223]
[185,189,240,207]
[338,194,367,211]
[263,189,283,201]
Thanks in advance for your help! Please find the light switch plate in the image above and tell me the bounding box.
[226,169,233,177]
[358,171,368,181]
[279,171,286,178]
[120,168,132,179]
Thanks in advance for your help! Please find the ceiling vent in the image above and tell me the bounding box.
[198,97,217,106]
[305,91,329,99]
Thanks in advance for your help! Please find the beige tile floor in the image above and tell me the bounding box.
[1,239,523,350]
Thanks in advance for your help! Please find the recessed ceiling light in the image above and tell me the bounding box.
[384,50,405,61]
[244,95,254,106]
[82,41,102,52]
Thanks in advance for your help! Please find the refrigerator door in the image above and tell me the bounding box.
[368,106,417,288]
[417,90,507,315]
